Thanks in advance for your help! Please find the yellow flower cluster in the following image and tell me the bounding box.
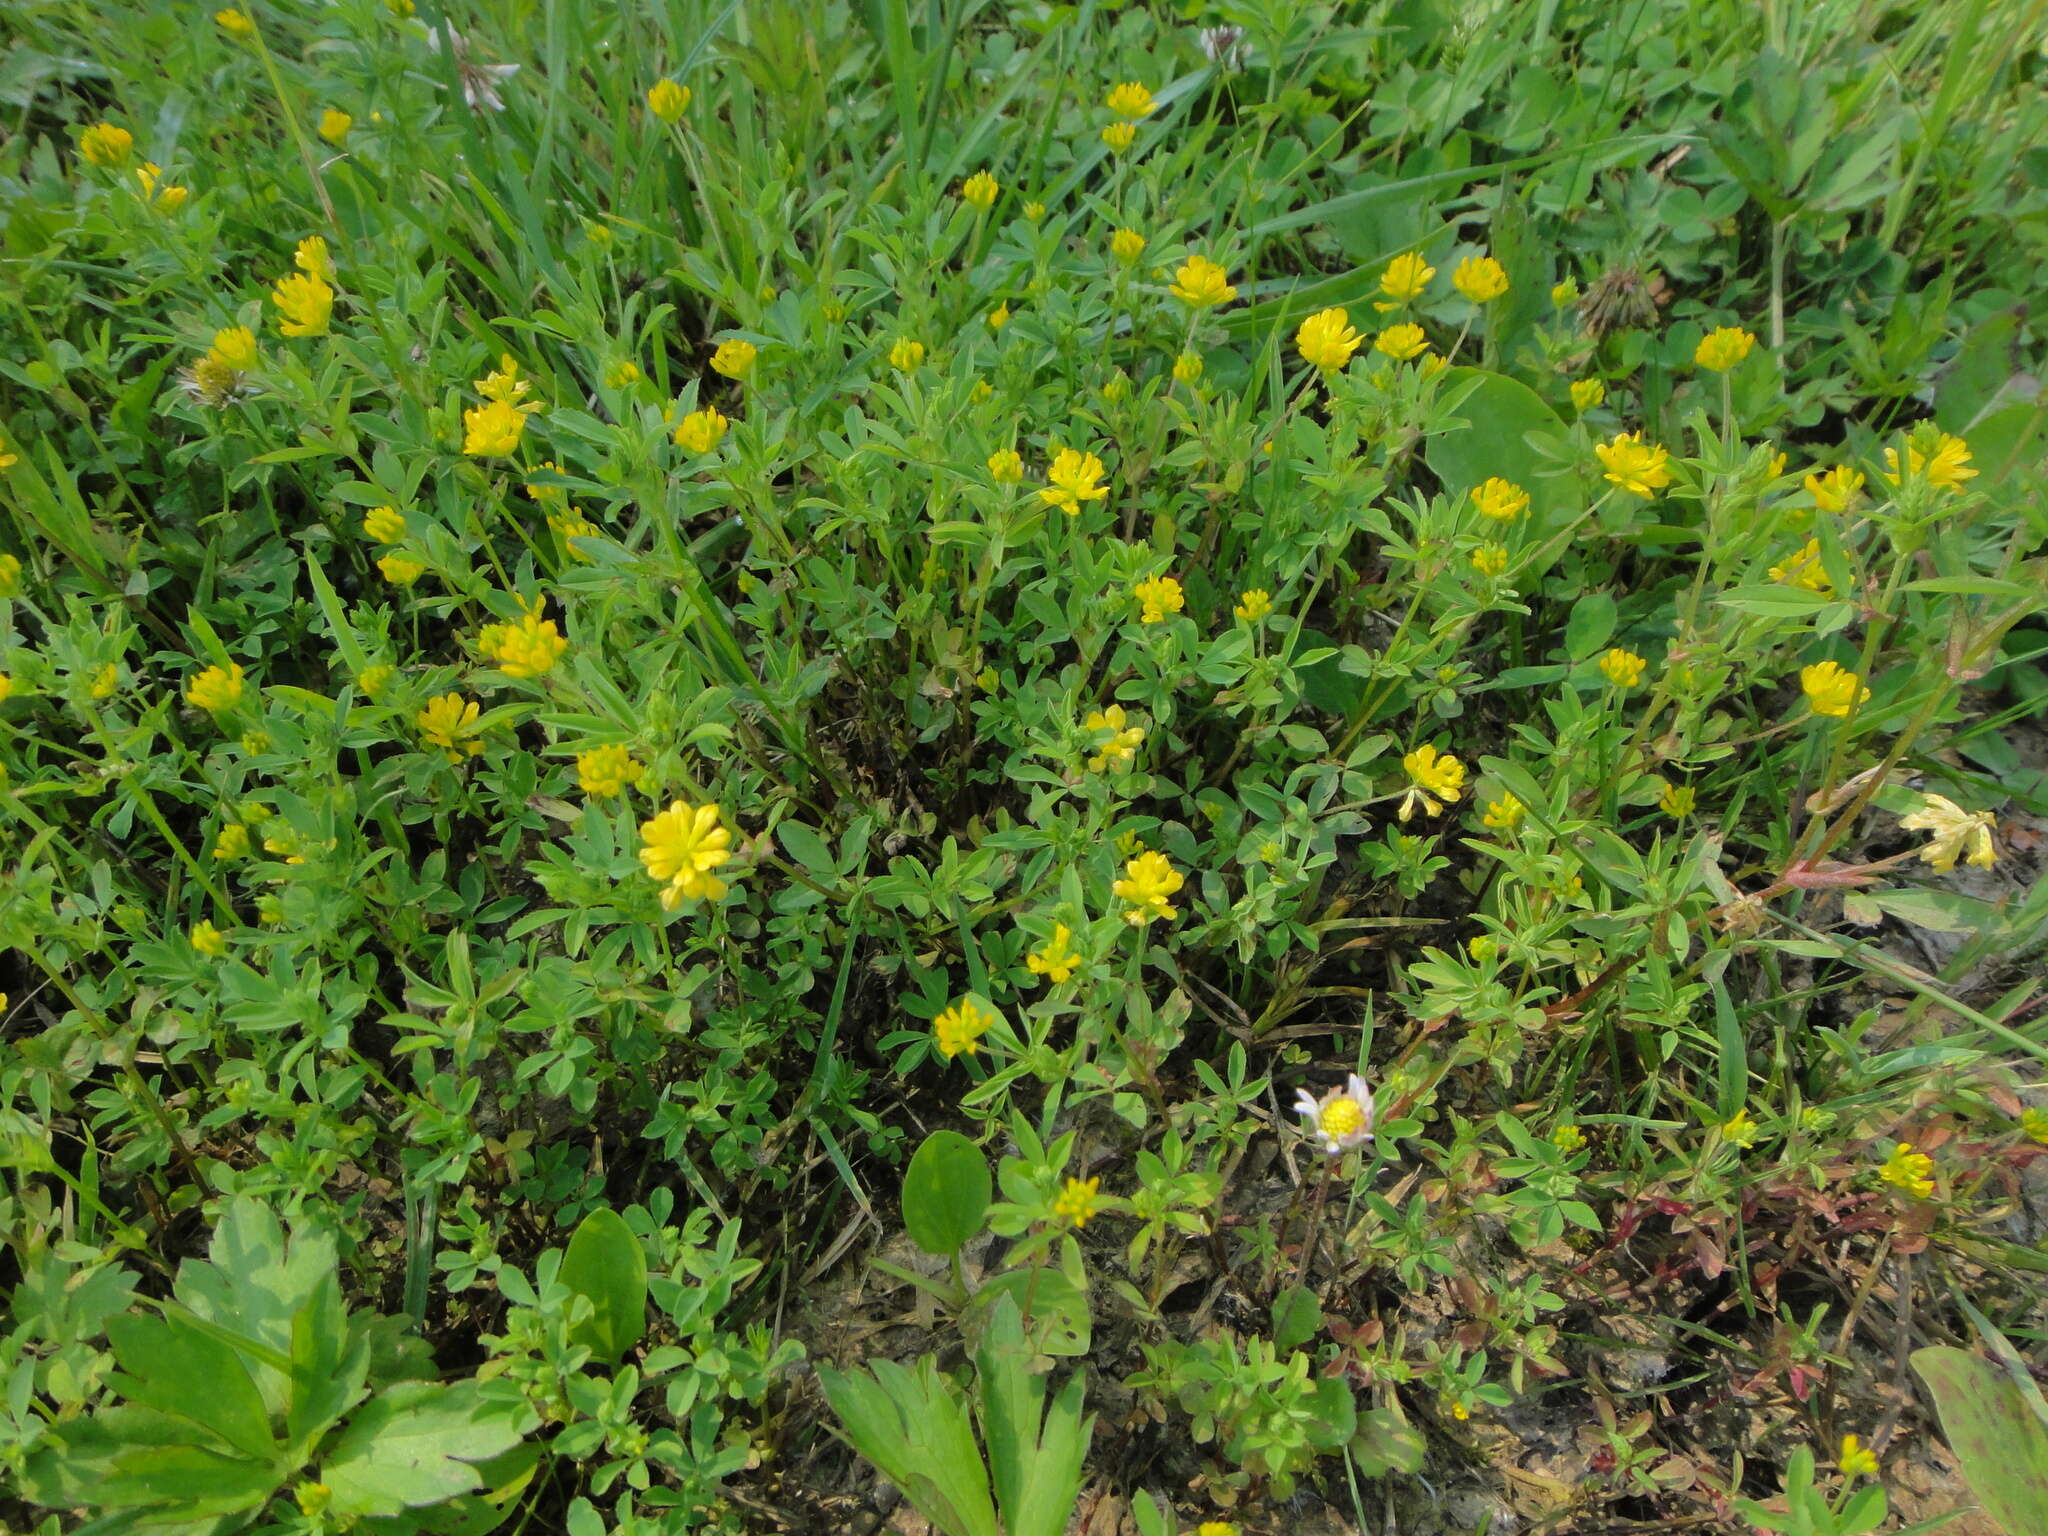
[417,693,484,763]
[1110,227,1145,265]
[1378,252,1433,307]
[933,996,993,1057]
[1452,254,1508,303]
[1595,431,1672,497]
[959,170,998,210]
[673,407,729,454]
[1113,851,1183,926]
[186,663,245,713]
[1470,477,1529,522]
[1693,326,1756,372]
[1169,255,1235,309]
[1799,660,1867,718]
[1084,705,1144,772]
[646,78,690,122]
[1295,307,1362,371]
[638,800,734,909]
[79,122,134,167]
[1026,924,1082,985]
[1598,648,1646,688]
[1805,464,1864,511]
[1052,1176,1102,1227]
[576,744,646,799]
[478,606,569,678]
[1133,574,1183,624]
[1400,744,1465,820]
[1876,1141,1933,1198]
[711,338,757,379]
[1040,448,1108,514]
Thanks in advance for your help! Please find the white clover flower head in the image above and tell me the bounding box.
[1294,1072,1376,1155]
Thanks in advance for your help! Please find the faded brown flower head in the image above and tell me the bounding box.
[1577,265,1664,339]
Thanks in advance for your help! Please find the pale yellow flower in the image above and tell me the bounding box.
[1898,793,1995,873]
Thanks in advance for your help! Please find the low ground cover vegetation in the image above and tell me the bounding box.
[3,1,2047,1532]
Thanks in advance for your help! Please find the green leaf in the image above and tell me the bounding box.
[323,1381,529,1519]
[105,1311,278,1464]
[558,1207,648,1363]
[902,1130,992,1258]
[1270,1284,1321,1353]
[776,820,837,875]
[1563,593,1617,661]
[1912,1346,2048,1535]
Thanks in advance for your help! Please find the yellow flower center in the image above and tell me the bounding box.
[1320,1098,1366,1140]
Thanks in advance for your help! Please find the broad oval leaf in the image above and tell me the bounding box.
[559,1208,648,1364]
[902,1130,991,1257]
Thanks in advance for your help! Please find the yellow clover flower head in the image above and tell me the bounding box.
[356,664,394,698]
[1805,464,1864,512]
[1469,476,1529,521]
[213,823,252,860]
[1839,1435,1879,1482]
[888,337,925,371]
[1173,350,1203,386]
[638,800,734,909]
[79,122,135,167]
[1025,923,1082,985]
[1113,850,1184,926]
[1659,780,1696,818]
[463,399,528,457]
[1293,1073,1375,1154]
[933,996,994,1058]
[1196,1523,1240,1536]
[362,504,406,542]
[1023,200,1045,221]
[1133,574,1184,624]
[1233,588,1272,622]
[1378,251,1434,307]
[416,693,484,762]
[1084,704,1144,772]
[271,271,334,337]
[215,8,256,38]
[987,448,1023,484]
[1694,326,1757,372]
[477,606,568,678]
[1295,306,1363,372]
[1768,537,1831,595]
[1799,660,1868,719]
[186,662,246,713]
[1882,428,1975,493]
[136,162,188,212]
[1109,227,1146,265]
[1105,81,1155,120]
[576,744,645,799]
[987,302,1009,331]
[1877,1141,1934,1199]
[959,170,999,210]
[1598,648,1647,688]
[379,554,426,587]
[1399,743,1465,821]
[673,407,729,454]
[646,78,690,122]
[710,338,757,380]
[1452,254,1509,304]
[1471,544,1509,578]
[1169,254,1236,310]
[605,359,641,389]
[1595,431,1673,498]
[1053,1176,1103,1228]
[319,108,353,145]
[1040,447,1109,515]
[1480,793,1523,831]
[190,921,229,958]
[1569,377,1606,413]
[210,326,259,371]
[1897,793,1995,873]
[1374,322,1429,361]
[1551,1124,1587,1152]
[1100,120,1137,153]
